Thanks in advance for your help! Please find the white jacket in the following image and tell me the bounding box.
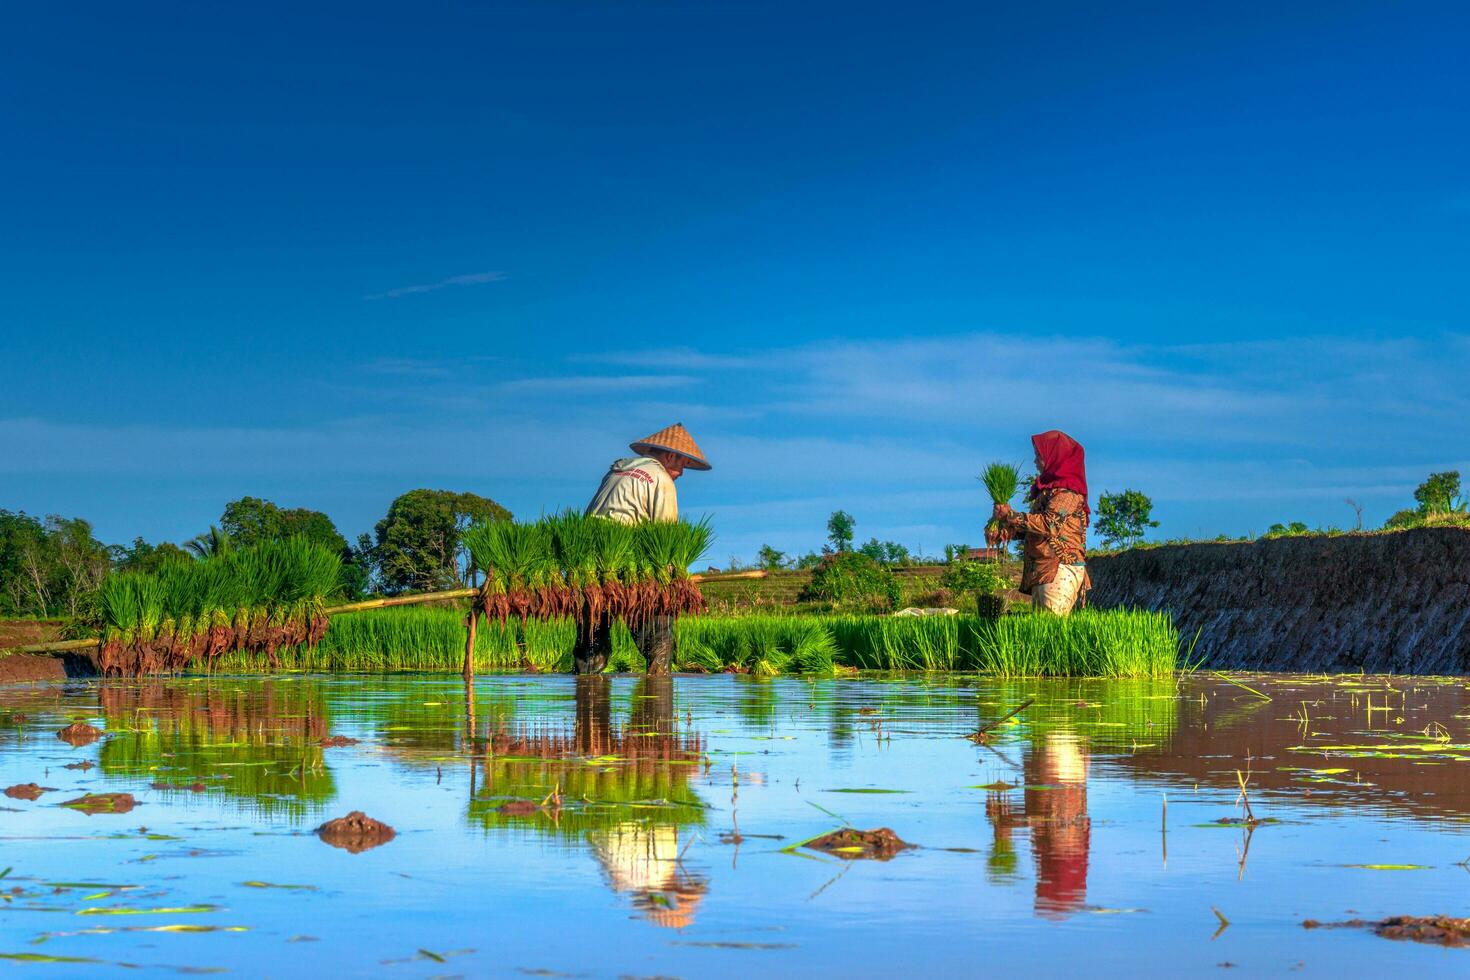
[585,456,678,524]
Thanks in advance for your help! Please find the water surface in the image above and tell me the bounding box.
[3,672,1470,976]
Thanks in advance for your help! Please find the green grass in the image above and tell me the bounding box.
[201,605,1178,678]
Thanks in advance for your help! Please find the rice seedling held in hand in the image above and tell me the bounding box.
[980,461,1021,549]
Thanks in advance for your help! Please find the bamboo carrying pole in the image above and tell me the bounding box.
[2,570,769,656]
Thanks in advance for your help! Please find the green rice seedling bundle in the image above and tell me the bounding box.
[464,514,714,629]
[94,537,343,675]
[980,461,1021,547]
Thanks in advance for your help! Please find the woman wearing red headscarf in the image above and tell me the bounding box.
[988,430,1092,614]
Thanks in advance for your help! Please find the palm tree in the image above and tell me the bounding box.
[185,525,232,560]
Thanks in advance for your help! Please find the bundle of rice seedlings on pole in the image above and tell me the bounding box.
[91,537,342,675]
[980,461,1021,551]
[590,516,635,623]
[631,517,714,620]
[546,511,596,620]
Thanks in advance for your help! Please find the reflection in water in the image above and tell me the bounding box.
[1026,733,1090,918]
[984,731,1092,918]
[471,676,709,928]
[96,680,335,817]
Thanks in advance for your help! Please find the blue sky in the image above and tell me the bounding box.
[3,1,1468,564]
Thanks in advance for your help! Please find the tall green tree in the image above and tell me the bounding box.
[0,511,110,618]
[826,510,856,553]
[110,537,193,575]
[220,497,349,552]
[756,544,788,571]
[1413,471,1462,514]
[1095,490,1159,549]
[372,489,512,593]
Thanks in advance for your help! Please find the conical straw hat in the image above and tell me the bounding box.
[630,423,711,471]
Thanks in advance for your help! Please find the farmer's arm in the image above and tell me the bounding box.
[993,502,1049,537]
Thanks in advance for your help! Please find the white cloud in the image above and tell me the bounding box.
[363,270,507,300]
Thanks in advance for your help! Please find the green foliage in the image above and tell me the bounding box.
[856,538,915,565]
[109,537,193,575]
[184,525,232,560]
[792,551,824,570]
[0,510,111,618]
[1413,471,1463,514]
[221,496,349,552]
[219,497,366,598]
[826,510,856,553]
[1095,489,1159,549]
[756,544,788,571]
[797,552,902,612]
[372,489,512,594]
[940,558,1007,596]
[980,461,1021,505]
[1265,521,1311,538]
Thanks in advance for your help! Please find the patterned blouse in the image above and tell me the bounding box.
[999,488,1092,597]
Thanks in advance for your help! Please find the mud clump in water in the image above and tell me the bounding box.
[56,721,103,746]
[495,800,541,816]
[5,783,54,801]
[62,792,136,814]
[804,827,915,860]
[151,781,207,793]
[1304,916,1470,947]
[319,735,360,747]
[316,811,396,852]
[63,761,95,771]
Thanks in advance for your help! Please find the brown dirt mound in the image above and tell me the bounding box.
[0,652,68,684]
[319,735,360,747]
[61,792,136,815]
[57,720,102,746]
[495,800,542,816]
[1304,916,1470,947]
[316,811,396,853]
[4,783,55,801]
[803,827,915,860]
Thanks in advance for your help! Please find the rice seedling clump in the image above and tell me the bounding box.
[94,537,343,675]
[463,513,714,630]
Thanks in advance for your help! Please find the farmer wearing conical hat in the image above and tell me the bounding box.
[987,429,1092,615]
[580,423,711,674]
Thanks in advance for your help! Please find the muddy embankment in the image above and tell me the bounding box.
[0,622,99,682]
[1088,527,1470,673]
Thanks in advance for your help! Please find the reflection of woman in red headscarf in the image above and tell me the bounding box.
[987,430,1092,614]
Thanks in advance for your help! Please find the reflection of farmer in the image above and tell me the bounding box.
[988,430,1091,614]
[588,823,709,928]
[1025,733,1091,918]
[579,423,712,674]
[585,674,708,928]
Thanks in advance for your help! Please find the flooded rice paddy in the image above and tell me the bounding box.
[3,672,1470,976]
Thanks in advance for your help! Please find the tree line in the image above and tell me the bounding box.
[0,489,511,619]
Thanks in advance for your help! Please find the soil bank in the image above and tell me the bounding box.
[1087,526,1470,673]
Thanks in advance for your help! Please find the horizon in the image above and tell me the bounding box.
[5,2,1468,565]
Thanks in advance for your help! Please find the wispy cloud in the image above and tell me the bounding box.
[364,270,507,301]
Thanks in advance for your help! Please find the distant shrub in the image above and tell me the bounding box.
[1264,521,1310,538]
[798,552,901,612]
[940,559,1007,596]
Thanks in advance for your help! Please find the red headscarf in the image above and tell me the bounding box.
[1030,430,1089,517]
